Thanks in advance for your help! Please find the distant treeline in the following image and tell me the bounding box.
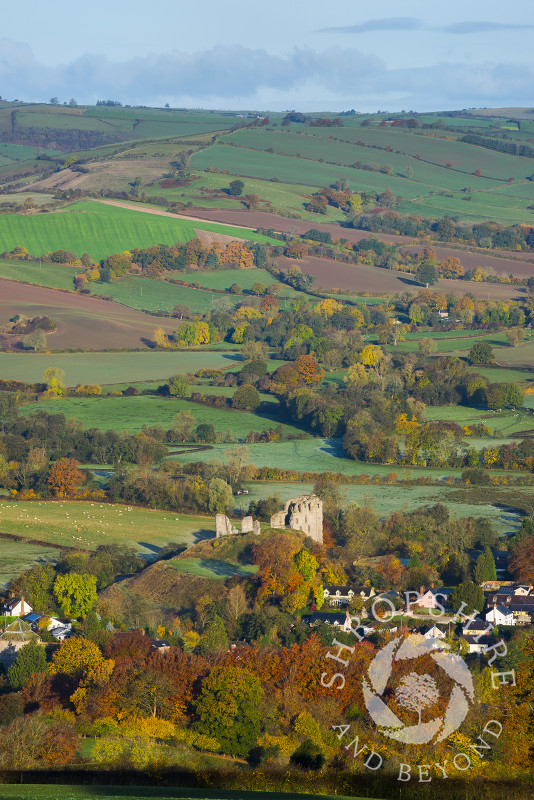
[460,133,534,159]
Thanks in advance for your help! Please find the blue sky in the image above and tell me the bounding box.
[1,0,533,111]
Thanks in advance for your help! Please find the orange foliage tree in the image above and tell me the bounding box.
[47,458,85,498]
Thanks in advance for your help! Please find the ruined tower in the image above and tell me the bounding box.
[270,495,323,545]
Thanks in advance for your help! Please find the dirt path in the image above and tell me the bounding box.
[90,198,257,230]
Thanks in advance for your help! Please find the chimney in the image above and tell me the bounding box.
[20,596,25,615]
[431,583,435,589]
[420,586,425,596]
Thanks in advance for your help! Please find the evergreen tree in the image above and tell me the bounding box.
[450,581,484,616]
[474,547,497,584]
[7,640,47,690]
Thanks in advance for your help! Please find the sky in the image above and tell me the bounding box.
[1,0,533,112]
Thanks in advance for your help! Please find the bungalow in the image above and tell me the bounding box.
[49,624,72,641]
[1,596,32,618]
[462,618,491,636]
[461,634,494,655]
[323,585,375,607]
[486,605,515,627]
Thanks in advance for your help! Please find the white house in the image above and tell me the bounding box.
[486,606,515,627]
[422,625,446,642]
[1,597,32,618]
[49,624,72,641]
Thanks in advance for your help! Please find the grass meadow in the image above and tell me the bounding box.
[0,539,59,588]
[0,351,242,385]
[0,259,77,290]
[19,395,304,438]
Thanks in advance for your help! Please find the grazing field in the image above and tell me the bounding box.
[424,405,534,437]
[0,280,180,351]
[19,395,304,438]
[0,350,242,385]
[0,500,215,556]
[241,480,521,537]
[395,331,510,354]
[0,200,275,261]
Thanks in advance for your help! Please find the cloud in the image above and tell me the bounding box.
[0,39,533,112]
[318,17,422,34]
[440,21,534,34]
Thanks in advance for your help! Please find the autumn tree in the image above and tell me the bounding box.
[194,666,262,755]
[43,367,66,396]
[47,458,84,498]
[50,637,105,678]
[510,537,534,583]
[294,354,324,385]
[53,573,97,617]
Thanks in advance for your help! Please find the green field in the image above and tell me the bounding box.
[167,557,258,578]
[0,201,275,261]
[395,331,510,354]
[0,538,59,588]
[241,480,522,537]
[0,351,242,385]
[0,258,77,290]
[494,340,534,368]
[19,395,304,438]
[424,405,534,436]
[90,276,233,314]
[0,500,215,556]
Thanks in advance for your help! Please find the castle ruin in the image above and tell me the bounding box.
[215,494,323,544]
[216,513,261,538]
[270,495,323,545]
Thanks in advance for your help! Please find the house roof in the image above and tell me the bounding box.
[23,613,41,623]
[324,586,353,594]
[303,612,348,625]
[487,605,512,616]
[463,618,489,632]
[461,634,493,647]
[489,595,534,610]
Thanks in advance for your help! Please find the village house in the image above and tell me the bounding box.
[323,585,375,607]
[461,633,494,655]
[422,624,447,642]
[486,605,515,627]
[486,586,534,622]
[303,610,353,633]
[413,586,453,610]
[1,596,32,618]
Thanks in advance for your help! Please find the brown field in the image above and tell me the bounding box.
[30,158,172,193]
[0,279,177,350]
[274,256,526,300]
[182,207,534,275]
[193,228,245,247]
